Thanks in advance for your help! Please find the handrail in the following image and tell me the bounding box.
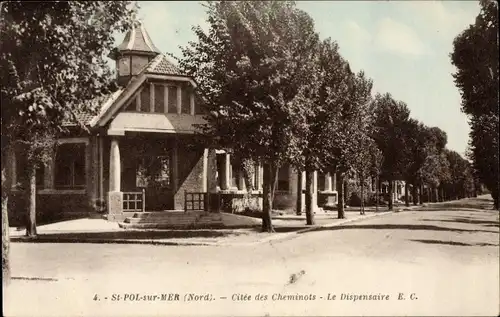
[123,189,145,212]
[184,191,208,212]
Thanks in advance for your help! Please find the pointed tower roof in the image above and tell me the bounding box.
[110,21,161,60]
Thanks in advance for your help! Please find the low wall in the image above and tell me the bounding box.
[209,193,263,213]
[7,192,92,227]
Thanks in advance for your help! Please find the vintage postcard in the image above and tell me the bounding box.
[2,1,499,316]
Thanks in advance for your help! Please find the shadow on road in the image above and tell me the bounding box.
[410,239,499,247]
[421,218,499,227]
[299,224,499,234]
[10,229,242,243]
[419,199,496,211]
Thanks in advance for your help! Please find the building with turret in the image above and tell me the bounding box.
[7,24,338,228]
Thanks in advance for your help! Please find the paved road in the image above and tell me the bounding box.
[4,197,499,316]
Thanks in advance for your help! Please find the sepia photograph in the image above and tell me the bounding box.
[1,1,499,316]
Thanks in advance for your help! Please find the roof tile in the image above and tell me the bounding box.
[146,54,182,76]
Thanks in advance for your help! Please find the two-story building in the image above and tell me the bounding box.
[8,24,338,228]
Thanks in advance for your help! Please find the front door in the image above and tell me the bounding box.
[136,155,174,210]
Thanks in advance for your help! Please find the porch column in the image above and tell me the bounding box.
[325,172,333,192]
[238,170,246,191]
[221,153,231,190]
[98,136,104,201]
[109,138,121,192]
[202,148,208,192]
[190,92,195,115]
[107,137,123,219]
[259,164,264,190]
[392,181,397,201]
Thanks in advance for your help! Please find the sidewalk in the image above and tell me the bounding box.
[10,209,398,246]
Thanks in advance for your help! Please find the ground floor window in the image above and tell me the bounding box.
[276,164,290,192]
[318,173,325,191]
[54,143,86,189]
[136,155,171,188]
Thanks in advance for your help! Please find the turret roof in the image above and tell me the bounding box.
[113,21,161,58]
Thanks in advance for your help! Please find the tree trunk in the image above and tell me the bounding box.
[305,170,315,225]
[296,170,302,216]
[2,165,11,286]
[419,185,424,204]
[337,172,345,219]
[434,187,439,203]
[388,179,394,211]
[2,140,12,287]
[375,175,379,213]
[404,181,410,207]
[261,163,274,233]
[360,173,365,215]
[344,178,349,207]
[412,183,418,205]
[25,164,37,237]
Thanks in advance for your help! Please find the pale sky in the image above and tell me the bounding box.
[113,1,481,156]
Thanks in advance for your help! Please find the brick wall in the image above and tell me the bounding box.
[174,141,204,209]
[8,192,91,227]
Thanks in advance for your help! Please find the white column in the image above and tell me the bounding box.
[98,136,103,201]
[202,148,208,192]
[190,92,195,115]
[109,138,121,192]
[222,153,231,190]
[177,86,182,114]
[325,172,332,192]
[259,165,264,190]
[238,170,246,191]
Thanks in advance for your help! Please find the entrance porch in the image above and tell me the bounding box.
[104,133,216,221]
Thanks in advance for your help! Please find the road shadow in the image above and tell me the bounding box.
[410,239,499,247]
[419,200,495,211]
[421,218,500,227]
[299,224,499,234]
[10,229,243,243]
